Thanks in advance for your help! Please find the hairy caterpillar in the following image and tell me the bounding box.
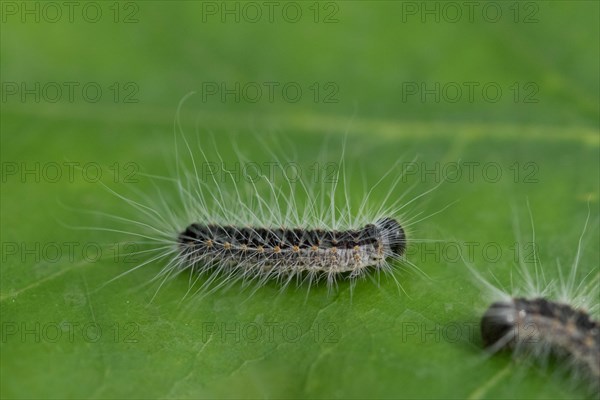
[178,217,406,278]
[481,297,599,380]
[468,202,599,394]
[93,106,446,300]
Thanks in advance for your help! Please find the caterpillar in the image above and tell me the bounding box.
[177,217,406,278]
[468,201,599,394]
[481,297,599,381]
[95,113,446,299]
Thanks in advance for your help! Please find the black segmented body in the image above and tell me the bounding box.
[481,297,600,380]
[177,217,406,274]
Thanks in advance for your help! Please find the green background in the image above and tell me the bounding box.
[1,1,599,399]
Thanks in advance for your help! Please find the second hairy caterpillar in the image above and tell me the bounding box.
[481,297,599,382]
[468,202,599,394]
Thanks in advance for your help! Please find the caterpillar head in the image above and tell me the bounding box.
[480,300,516,348]
[376,217,406,257]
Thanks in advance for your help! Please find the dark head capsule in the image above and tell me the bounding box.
[480,301,516,348]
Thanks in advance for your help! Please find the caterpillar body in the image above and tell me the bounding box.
[481,297,600,381]
[468,202,600,394]
[178,217,406,277]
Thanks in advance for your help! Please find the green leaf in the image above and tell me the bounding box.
[1,2,598,399]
